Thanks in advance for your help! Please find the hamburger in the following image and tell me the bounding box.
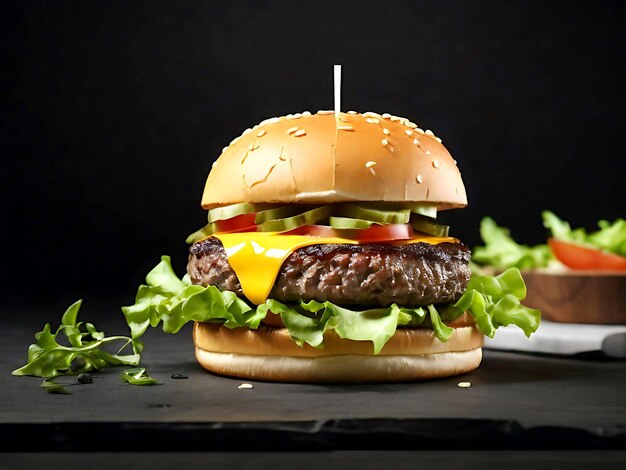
[181,110,539,383]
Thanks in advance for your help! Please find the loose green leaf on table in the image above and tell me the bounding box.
[120,367,160,385]
[12,300,141,379]
[40,378,71,394]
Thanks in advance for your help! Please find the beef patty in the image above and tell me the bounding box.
[187,237,471,307]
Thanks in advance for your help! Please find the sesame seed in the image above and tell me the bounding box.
[294,129,307,137]
[381,138,389,147]
[416,128,425,134]
[302,111,312,116]
[257,130,267,138]
[243,128,252,135]
[363,112,380,118]
[366,161,377,175]
[405,130,413,136]
[453,159,457,164]
[382,113,391,119]
[287,127,298,135]
[435,137,442,143]
[390,116,402,122]
[285,114,295,119]
[293,113,302,119]
[366,118,380,124]
[413,138,420,146]
[338,125,354,131]
[365,161,377,168]
[222,147,228,153]
[425,150,431,155]
[211,161,217,168]
[260,117,279,126]
[383,128,390,135]
[416,174,423,184]
[317,110,334,115]
[406,122,417,128]
[425,129,435,136]
[457,382,471,388]
[238,383,254,390]
[432,159,440,168]
[230,137,240,145]
[347,110,358,114]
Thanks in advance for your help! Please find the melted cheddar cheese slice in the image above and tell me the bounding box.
[213,232,458,305]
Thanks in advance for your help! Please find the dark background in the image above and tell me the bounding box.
[2,0,625,312]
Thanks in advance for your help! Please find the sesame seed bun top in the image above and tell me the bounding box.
[201,111,467,210]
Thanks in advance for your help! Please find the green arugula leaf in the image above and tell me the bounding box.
[13,300,141,379]
[120,367,160,385]
[41,378,71,394]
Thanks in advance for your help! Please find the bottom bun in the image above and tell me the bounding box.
[193,321,483,383]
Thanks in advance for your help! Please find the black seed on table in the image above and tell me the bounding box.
[77,373,93,384]
[171,373,188,379]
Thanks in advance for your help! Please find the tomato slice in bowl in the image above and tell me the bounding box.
[548,238,626,271]
[215,213,257,233]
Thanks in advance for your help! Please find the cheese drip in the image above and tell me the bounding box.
[214,232,458,305]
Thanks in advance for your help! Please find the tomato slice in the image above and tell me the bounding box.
[215,213,257,233]
[283,224,414,242]
[548,238,626,271]
[283,225,343,237]
[357,223,414,243]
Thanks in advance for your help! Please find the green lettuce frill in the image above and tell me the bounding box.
[122,256,540,353]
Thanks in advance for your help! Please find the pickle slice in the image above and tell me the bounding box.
[260,206,333,232]
[255,204,321,224]
[186,222,216,244]
[208,203,257,223]
[407,203,437,219]
[329,216,375,229]
[411,215,449,237]
[336,203,410,224]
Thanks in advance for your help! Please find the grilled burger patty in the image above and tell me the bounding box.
[187,237,471,307]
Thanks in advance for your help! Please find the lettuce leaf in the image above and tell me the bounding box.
[543,211,626,257]
[122,257,540,354]
[472,217,554,269]
[121,256,263,339]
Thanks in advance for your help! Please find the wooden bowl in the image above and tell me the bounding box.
[521,269,626,324]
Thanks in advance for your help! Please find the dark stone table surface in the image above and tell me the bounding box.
[2,304,625,453]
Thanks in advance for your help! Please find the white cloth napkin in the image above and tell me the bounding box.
[484,320,626,358]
